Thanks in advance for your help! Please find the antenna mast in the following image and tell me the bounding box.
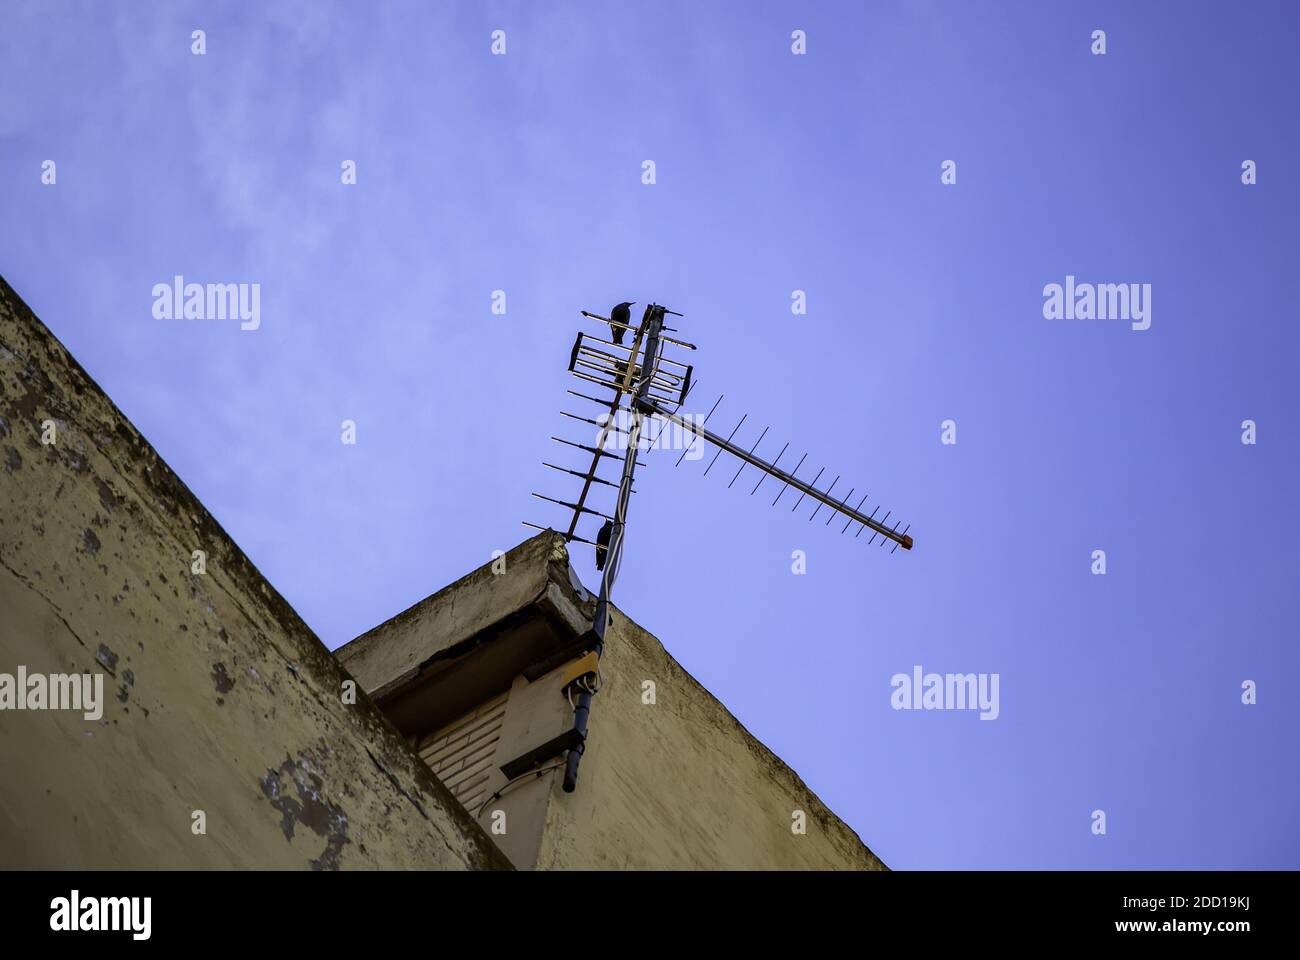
[524,302,915,791]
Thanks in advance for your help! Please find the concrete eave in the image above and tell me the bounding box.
[336,531,596,736]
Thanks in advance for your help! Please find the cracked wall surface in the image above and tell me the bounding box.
[0,275,511,870]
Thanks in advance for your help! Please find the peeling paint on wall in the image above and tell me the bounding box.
[0,275,511,871]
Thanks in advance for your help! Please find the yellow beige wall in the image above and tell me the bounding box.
[338,530,885,871]
[0,277,509,870]
[535,608,887,870]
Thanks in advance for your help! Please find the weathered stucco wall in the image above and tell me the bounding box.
[0,276,510,870]
[340,529,886,871]
[538,601,887,870]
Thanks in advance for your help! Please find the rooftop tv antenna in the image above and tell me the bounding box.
[523,303,914,791]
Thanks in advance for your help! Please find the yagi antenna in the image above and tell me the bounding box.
[523,302,917,793]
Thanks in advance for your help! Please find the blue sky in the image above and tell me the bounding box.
[3,0,1297,868]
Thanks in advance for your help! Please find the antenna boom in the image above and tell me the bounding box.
[637,397,913,550]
